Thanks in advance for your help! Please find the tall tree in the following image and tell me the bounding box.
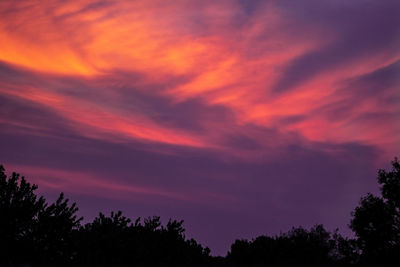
[0,165,45,265]
[350,157,400,266]
[0,165,81,266]
[33,193,82,267]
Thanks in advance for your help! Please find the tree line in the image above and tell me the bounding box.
[0,158,399,267]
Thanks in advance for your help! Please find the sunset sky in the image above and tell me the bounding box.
[0,0,399,255]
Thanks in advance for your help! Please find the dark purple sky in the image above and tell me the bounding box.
[0,0,399,255]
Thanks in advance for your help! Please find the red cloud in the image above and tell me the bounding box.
[0,0,398,160]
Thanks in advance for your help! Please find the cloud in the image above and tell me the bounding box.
[1,0,398,166]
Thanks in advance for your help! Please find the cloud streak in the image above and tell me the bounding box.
[1,0,398,155]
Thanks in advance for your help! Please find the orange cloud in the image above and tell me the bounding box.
[0,0,399,159]
[0,0,227,77]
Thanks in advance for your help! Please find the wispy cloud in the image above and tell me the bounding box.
[1,0,398,157]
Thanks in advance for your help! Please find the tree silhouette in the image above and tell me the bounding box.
[227,224,350,267]
[0,165,45,266]
[350,157,400,266]
[74,212,212,267]
[0,165,81,267]
[33,193,82,267]
[2,159,399,267]
[74,211,136,266]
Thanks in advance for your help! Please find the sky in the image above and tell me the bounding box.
[0,0,399,255]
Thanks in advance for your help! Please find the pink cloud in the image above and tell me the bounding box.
[4,163,234,205]
[0,0,398,161]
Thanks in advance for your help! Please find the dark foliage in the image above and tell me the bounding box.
[0,165,81,267]
[0,165,45,266]
[33,193,82,267]
[0,158,399,266]
[0,165,211,267]
[227,225,354,267]
[350,157,400,267]
[73,212,211,267]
